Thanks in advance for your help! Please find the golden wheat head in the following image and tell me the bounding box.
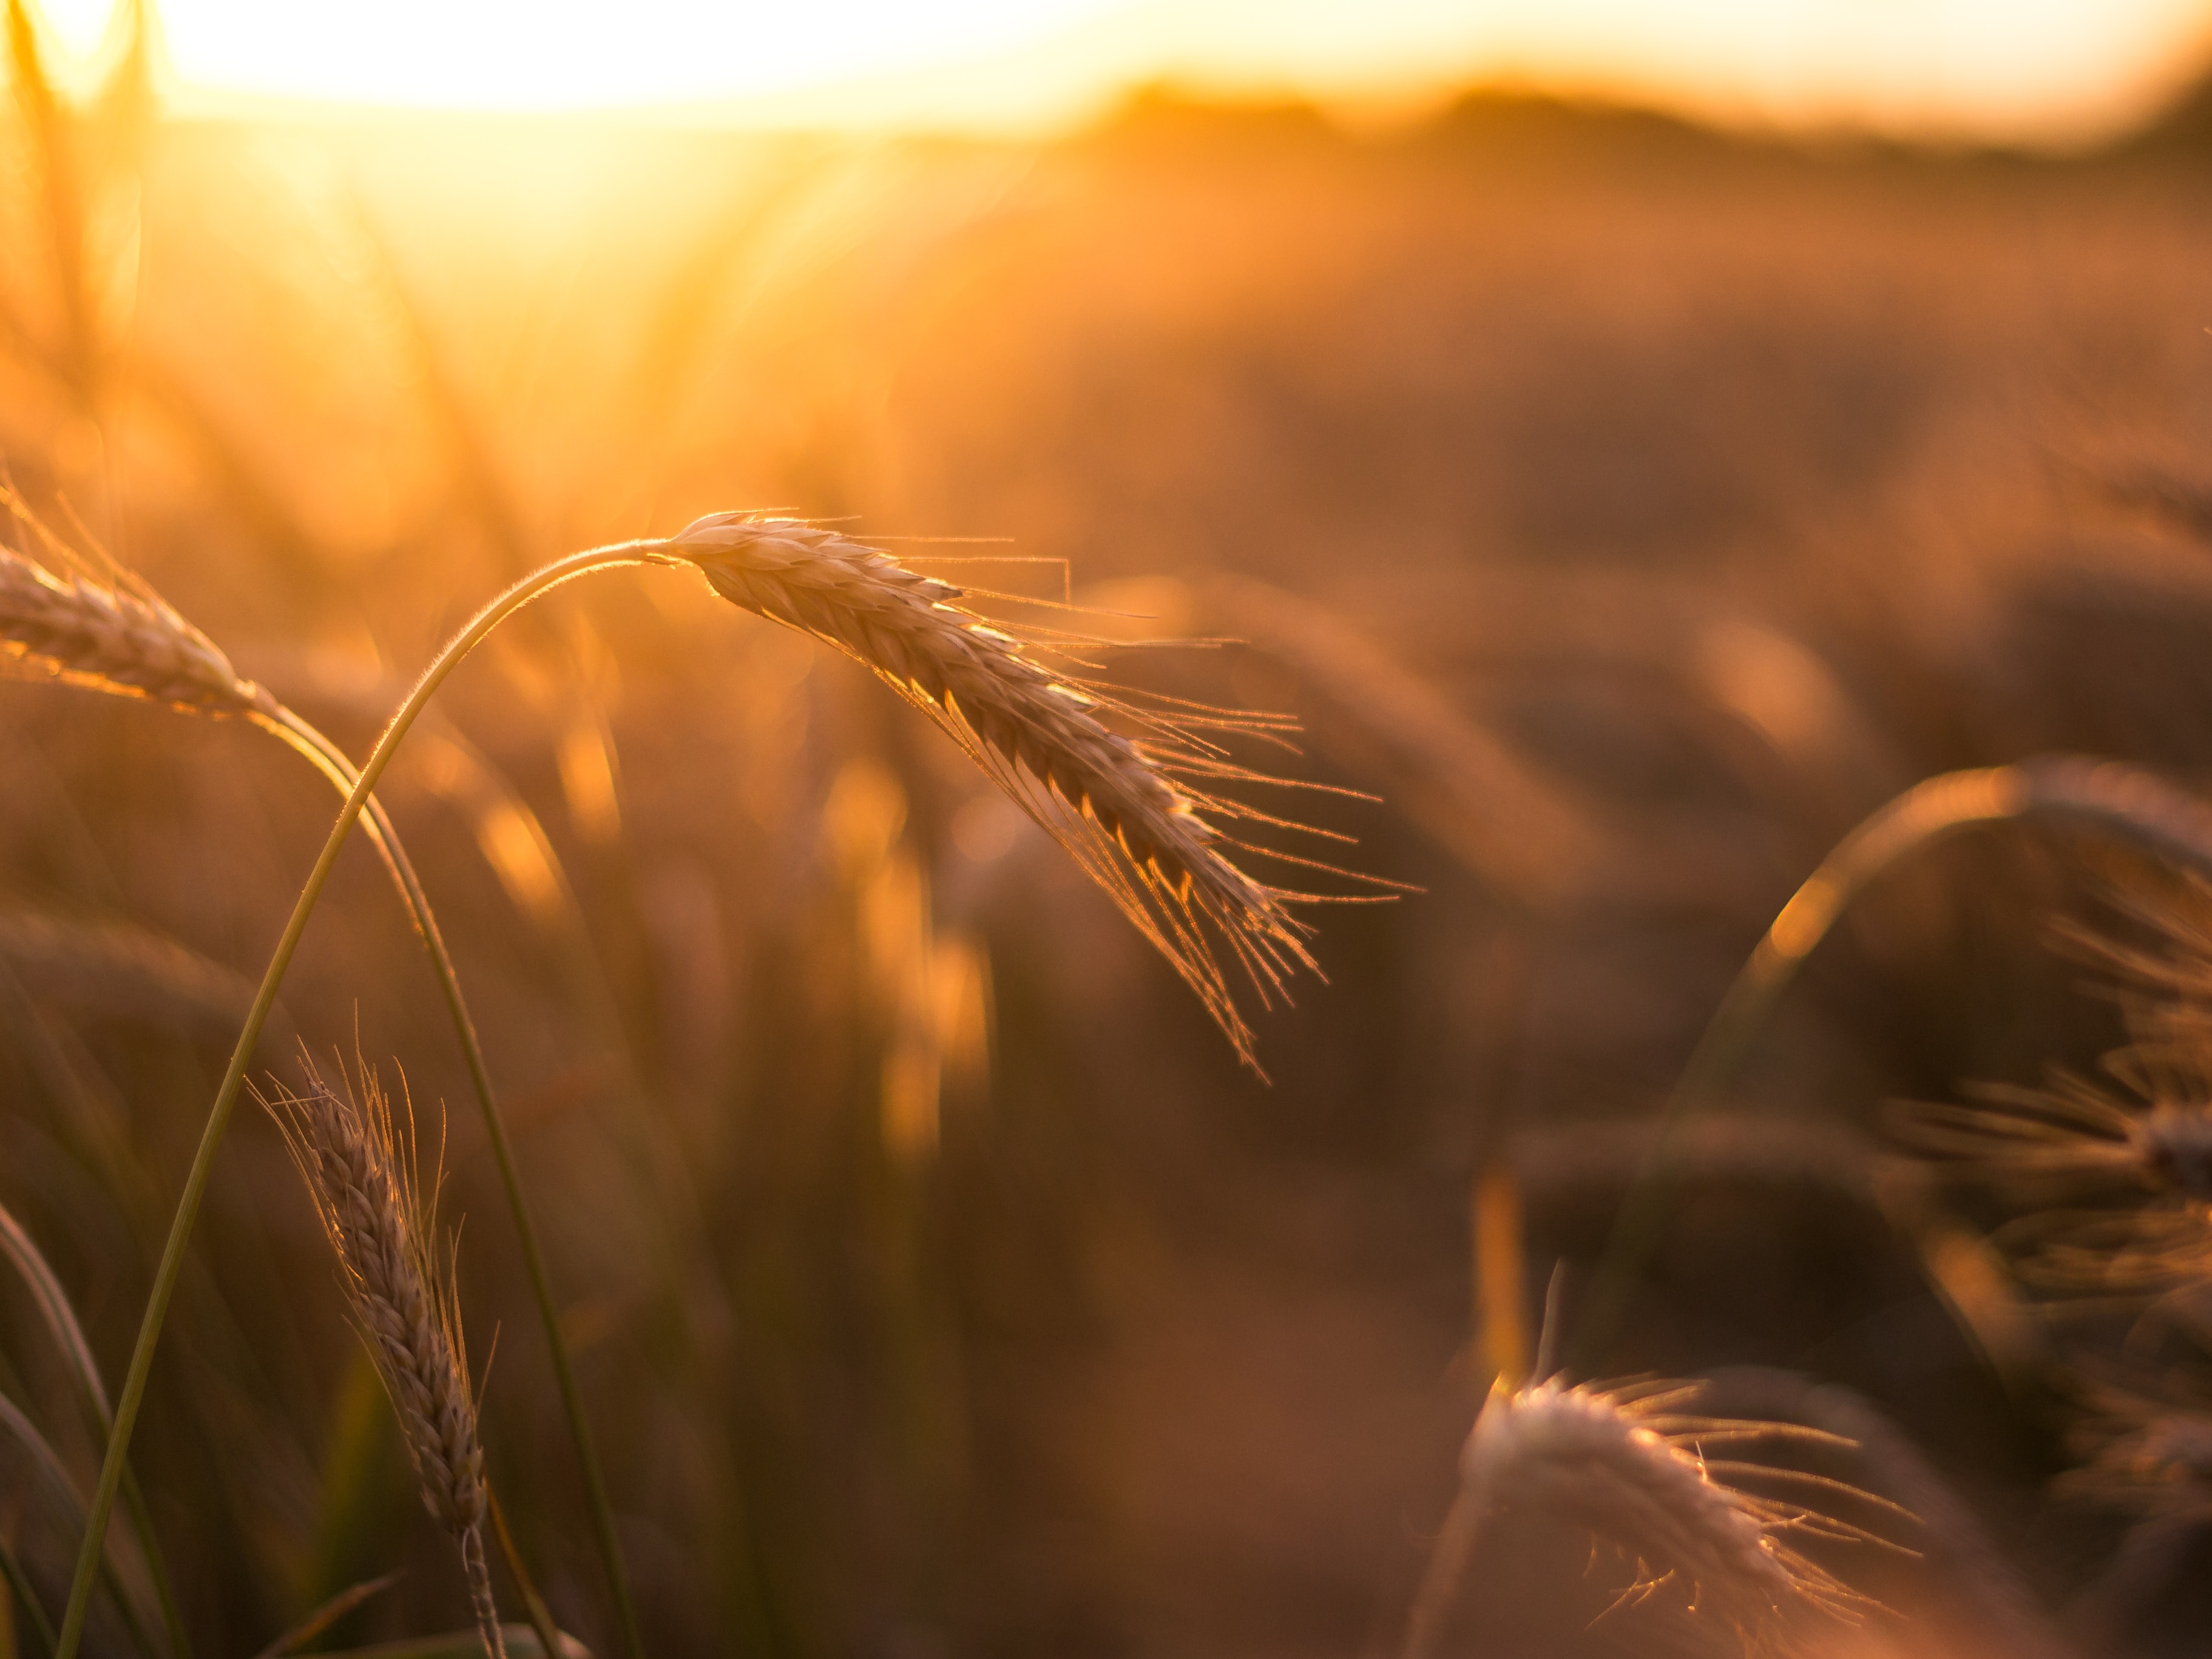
[0,524,274,717]
[670,511,1335,1061]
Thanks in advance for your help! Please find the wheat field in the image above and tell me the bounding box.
[10,7,2212,1655]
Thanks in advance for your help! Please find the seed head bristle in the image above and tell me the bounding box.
[2006,1204,2212,1300]
[2061,1379,2212,1521]
[1457,1377,1898,1654]
[263,1059,505,1658]
[1891,1051,2212,1202]
[0,524,274,717]
[670,511,1343,1063]
[1891,922,2212,1301]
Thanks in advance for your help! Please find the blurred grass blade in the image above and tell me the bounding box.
[5,0,93,397]
[0,1526,59,1658]
[303,1354,403,1621]
[301,1629,581,1659]
[0,1390,157,1658]
[348,194,534,576]
[1471,1162,1529,1388]
[0,1201,109,1427]
[0,1202,187,1659]
[249,1572,401,1659]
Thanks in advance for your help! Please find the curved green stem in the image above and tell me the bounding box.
[255,706,644,1659]
[1569,755,2212,1370]
[55,540,670,1659]
[0,1524,58,1657]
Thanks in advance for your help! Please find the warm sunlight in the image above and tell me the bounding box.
[13,0,2212,1641]
[18,0,2212,143]
[33,0,1125,108]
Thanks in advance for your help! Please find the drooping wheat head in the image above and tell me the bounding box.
[1891,1045,2212,1203]
[0,493,274,717]
[263,1059,504,1659]
[1892,899,2212,1309]
[2060,1376,2212,1522]
[1449,1376,1899,1654]
[669,512,1344,1061]
[1897,1070,2212,1319]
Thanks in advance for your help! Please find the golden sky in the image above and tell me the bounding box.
[24,0,2212,144]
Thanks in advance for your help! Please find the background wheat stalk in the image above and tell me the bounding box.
[265,1061,506,1659]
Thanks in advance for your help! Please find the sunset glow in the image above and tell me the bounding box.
[18,0,2212,143]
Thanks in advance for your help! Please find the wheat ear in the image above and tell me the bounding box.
[1406,1376,1898,1658]
[265,1061,505,1659]
[671,512,1325,1059]
[0,535,277,715]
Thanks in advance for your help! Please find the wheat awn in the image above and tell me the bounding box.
[1406,1375,1901,1659]
[671,511,1336,1059]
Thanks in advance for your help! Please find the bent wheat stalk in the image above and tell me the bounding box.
[265,1062,503,1658]
[0,508,642,1659]
[1575,756,2212,1368]
[61,519,1325,1655]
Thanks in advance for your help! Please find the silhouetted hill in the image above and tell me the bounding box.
[1422,87,1752,162]
[1087,81,1343,152]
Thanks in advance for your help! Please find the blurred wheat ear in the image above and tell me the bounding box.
[1405,1376,1909,1659]
[263,1058,507,1659]
[670,512,1376,1064]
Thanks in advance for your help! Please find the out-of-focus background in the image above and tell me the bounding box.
[12,2,2212,1655]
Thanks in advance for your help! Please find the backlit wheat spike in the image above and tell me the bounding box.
[1410,1376,1900,1658]
[2008,1204,2212,1301]
[1890,946,2212,1302]
[2061,1377,2212,1523]
[264,1061,506,1659]
[0,533,275,717]
[1891,1045,2212,1202]
[671,511,1324,1061]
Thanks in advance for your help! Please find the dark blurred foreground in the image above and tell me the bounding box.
[12,39,2212,1657]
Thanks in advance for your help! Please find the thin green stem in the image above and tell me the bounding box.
[1569,755,2212,1370]
[1,1524,58,1657]
[256,706,644,1659]
[56,541,669,1659]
